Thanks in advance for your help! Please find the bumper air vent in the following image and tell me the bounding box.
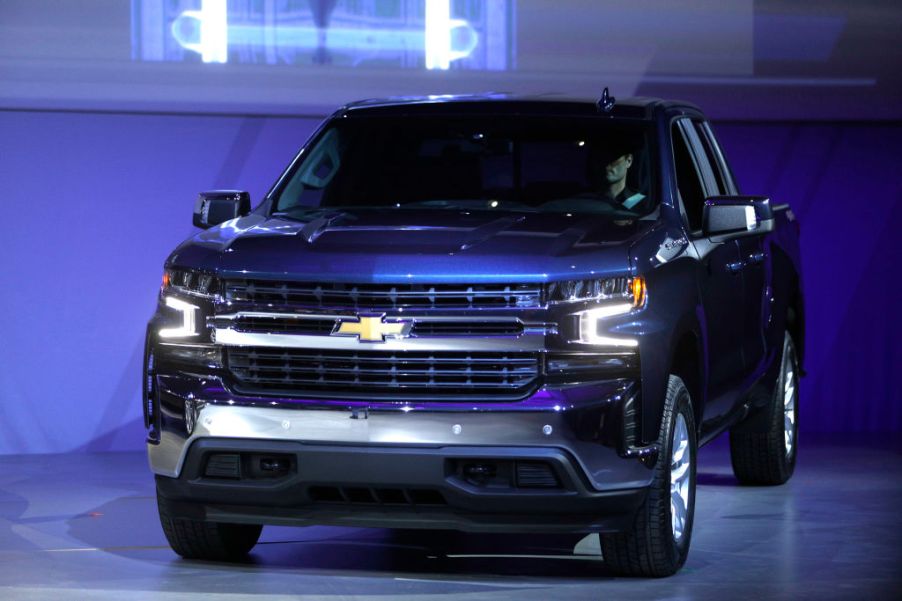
[204,454,241,479]
[516,461,561,488]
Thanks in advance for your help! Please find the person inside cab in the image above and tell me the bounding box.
[588,142,646,210]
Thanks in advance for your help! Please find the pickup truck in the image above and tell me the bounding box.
[145,93,804,577]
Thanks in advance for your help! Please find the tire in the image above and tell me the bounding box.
[729,332,799,485]
[157,490,262,561]
[600,375,697,577]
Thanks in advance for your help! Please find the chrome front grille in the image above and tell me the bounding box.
[218,315,336,336]
[409,321,524,337]
[212,314,525,337]
[226,348,541,400]
[223,280,542,310]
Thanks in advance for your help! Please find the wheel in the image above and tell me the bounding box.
[600,375,697,577]
[157,489,262,561]
[729,332,799,485]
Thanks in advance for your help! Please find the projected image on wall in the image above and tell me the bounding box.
[131,0,516,71]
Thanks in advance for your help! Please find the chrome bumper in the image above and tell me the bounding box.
[148,377,653,492]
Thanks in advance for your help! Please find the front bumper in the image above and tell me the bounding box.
[156,438,646,533]
[149,371,654,487]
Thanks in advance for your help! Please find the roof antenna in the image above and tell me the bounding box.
[597,87,616,113]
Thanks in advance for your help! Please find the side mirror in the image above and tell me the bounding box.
[702,195,774,240]
[193,190,251,229]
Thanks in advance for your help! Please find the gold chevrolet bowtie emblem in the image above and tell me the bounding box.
[334,314,412,342]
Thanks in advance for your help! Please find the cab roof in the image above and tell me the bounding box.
[339,93,703,121]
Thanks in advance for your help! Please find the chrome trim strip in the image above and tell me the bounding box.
[212,311,546,325]
[213,328,548,350]
[214,311,343,321]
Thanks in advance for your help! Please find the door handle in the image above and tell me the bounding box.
[726,261,745,274]
[727,252,766,274]
[747,252,766,266]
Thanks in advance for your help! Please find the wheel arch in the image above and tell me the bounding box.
[786,282,805,370]
[769,241,805,371]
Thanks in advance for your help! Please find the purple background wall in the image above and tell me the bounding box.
[0,111,319,454]
[0,109,899,454]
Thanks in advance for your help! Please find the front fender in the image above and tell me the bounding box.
[628,226,705,443]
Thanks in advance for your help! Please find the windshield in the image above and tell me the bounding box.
[272,116,656,217]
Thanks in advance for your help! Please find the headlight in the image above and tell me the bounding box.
[548,276,645,307]
[158,268,218,339]
[163,268,220,298]
[575,303,638,346]
[550,276,646,347]
[159,296,200,339]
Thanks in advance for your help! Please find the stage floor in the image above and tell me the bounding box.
[1,438,899,600]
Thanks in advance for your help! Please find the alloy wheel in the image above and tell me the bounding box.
[670,412,692,542]
[783,352,797,458]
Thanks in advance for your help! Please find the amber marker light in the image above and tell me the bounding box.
[161,271,171,288]
[631,276,646,307]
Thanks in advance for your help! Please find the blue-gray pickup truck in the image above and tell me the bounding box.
[145,93,803,576]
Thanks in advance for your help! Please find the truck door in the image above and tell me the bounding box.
[696,121,769,375]
[672,120,746,427]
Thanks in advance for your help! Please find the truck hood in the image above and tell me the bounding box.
[170,209,655,282]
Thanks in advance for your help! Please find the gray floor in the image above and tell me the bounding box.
[1,438,900,601]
